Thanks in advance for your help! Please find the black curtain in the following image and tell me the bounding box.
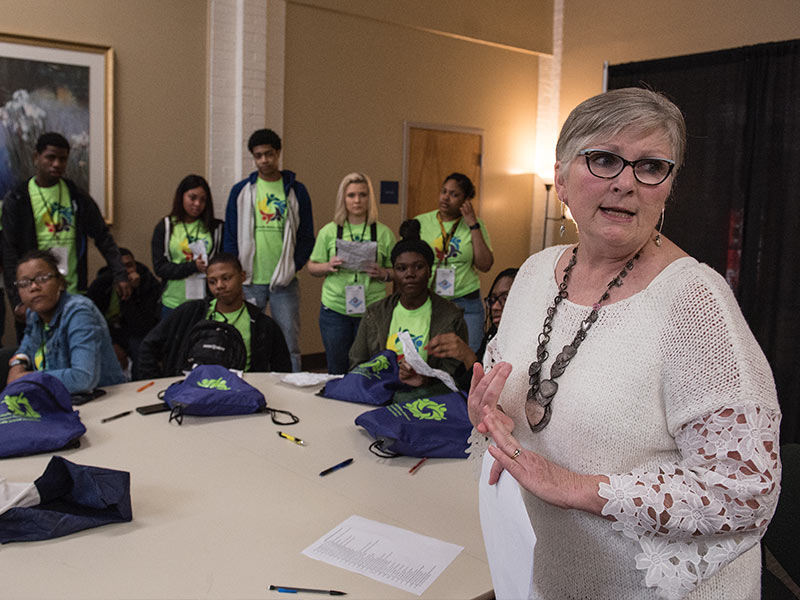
[608,40,800,444]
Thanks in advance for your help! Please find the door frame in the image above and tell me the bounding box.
[401,121,485,221]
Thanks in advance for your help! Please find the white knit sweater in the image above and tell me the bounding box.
[473,246,781,600]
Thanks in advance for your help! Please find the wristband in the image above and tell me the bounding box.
[468,223,481,231]
[9,353,31,369]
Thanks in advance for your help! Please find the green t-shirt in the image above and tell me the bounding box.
[28,178,78,293]
[161,218,213,309]
[309,220,395,315]
[252,177,287,284]
[207,299,252,371]
[416,209,492,298]
[386,296,432,361]
[34,323,51,371]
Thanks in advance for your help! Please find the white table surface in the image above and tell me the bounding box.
[0,374,492,600]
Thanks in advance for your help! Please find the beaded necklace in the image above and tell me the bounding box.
[525,244,642,432]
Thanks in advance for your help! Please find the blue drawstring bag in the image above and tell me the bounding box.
[161,365,297,425]
[0,456,132,543]
[355,388,472,459]
[0,372,86,458]
[320,351,404,405]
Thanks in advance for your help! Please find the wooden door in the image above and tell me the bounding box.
[406,126,482,220]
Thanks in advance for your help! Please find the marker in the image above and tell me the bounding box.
[101,410,132,423]
[137,381,155,392]
[269,585,346,596]
[408,457,428,474]
[319,458,353,477]
[278,431,305,446]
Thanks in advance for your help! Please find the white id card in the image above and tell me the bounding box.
[345,284,366,315]
[435,267,455,297]
[51,246,69,276]
[185,273,206,300]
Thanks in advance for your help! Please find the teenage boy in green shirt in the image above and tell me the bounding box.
[1,132,130,342]
[223,129,314,372]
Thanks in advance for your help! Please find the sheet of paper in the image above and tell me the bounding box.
[398,331,459,392]
[336,239,377,271]
[302,514,463,596]
[478,449,536,600]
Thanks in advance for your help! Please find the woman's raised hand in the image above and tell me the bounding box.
[460,200,478,227]
[468,362,511,429]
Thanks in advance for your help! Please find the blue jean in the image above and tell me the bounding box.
[243,279,302,372]
[318,306,362,374]
[451,294,485,353]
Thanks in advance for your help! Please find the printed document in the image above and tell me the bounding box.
[302,514,463,596]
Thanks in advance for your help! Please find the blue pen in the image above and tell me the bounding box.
[319,458,353,477]
[269,585,346,595]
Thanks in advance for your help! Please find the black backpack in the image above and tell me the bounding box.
[182,320,247,371]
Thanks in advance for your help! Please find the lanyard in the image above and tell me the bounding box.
[34,181,66,233]
[215,303,247,327]
[345,219,368,283]
[182,220,202,244]
[436,212,461,267]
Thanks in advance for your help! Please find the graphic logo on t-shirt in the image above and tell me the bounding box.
[43,204,74,234]
[0,393,42,422]
[387,329,424,356]
[257,194,286,225]
[434,235,461,262]
[404,398,447,421]
[352,354,391,380]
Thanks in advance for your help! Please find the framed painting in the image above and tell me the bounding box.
[0,33,114,221]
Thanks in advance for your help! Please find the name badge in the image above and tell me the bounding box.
[51,246,69,276]
[435,267,456,297]
[345,284,366,315]
[185,273,206,300]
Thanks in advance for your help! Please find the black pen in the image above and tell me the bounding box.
[101,410,132,423]
[319,458,353,477]
[270,585,346,596]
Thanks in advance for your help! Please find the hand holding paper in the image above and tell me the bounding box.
[398,331,459,392]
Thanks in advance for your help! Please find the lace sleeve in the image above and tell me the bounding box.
[466,336,502,474]
[598,402,781,599]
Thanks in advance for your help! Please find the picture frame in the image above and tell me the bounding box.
[0,33,114,222]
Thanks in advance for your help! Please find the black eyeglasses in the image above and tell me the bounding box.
[485,292,509,309]
[15,273,57,289]
[578,149,675,186]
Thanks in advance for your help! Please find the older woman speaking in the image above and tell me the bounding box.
[470,88,781,599]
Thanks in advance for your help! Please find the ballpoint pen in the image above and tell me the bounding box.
[101,410,132,423]
[277,431,305,446]
[319,458,353,477]
[269,585,346,595]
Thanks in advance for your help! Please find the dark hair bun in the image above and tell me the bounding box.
[398,219,421,241]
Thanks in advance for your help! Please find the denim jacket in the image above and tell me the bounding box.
[17,293,125,393]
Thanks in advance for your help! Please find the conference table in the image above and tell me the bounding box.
[0,374,493,600]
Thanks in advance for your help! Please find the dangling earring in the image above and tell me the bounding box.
[559,201,566,238]
[654,207,664,247]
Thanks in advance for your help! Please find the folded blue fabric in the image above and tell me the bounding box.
[321,351,404,405]
[0,372,86,458]
[0,456,132,543]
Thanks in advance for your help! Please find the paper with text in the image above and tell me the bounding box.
[302,514,463,596]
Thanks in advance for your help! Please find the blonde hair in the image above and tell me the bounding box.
[333,172,378,226]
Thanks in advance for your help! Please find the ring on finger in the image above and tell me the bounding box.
[511,448,522,460]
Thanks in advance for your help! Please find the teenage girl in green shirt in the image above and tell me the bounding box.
[308,173,395,374]
[151,175,223,319]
